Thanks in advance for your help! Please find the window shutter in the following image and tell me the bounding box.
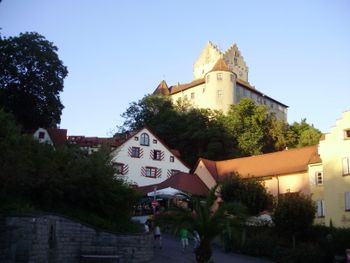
[345,192,350,211]
[343,157,350,175]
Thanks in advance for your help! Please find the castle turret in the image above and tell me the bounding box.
[204,58,237,113]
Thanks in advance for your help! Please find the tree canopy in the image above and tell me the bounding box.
[119,95,321,166]
[220,173,273,215]
[0,109,138,232]
[0,32,68,131]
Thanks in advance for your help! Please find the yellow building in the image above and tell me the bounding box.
[318,110,350,227]
[153,42,288,121]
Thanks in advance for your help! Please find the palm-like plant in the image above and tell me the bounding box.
[156,186,247,263]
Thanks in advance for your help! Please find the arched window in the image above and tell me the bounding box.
[140,133,149,146]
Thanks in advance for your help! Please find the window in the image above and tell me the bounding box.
[153,139,157,144]
[191,92,195,99]
[315,171,323,185]
[170,156,174,162]
[344,129,350,139]
[153,150,162,160]
[234,57,238,65]
[217,90,223,99]
[140,133,149,146]
[131,147,140,158]
[38,131,45,139]
[343,157,350,176]
[316,200,325,217]
[113,162,124,175]
[217,73,222,80]
[134,136,139,141]
[145,167,158,178]
[171,169,180,175]
[345,192,350,211]
[230,74,235,82]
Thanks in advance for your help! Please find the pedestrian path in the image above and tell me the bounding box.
[149,234,274,263]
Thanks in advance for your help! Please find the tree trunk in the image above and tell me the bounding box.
[195,238,212,263]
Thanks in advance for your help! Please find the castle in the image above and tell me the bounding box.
[154,42,288,121]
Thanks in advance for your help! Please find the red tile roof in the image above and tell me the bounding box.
[153,80,170,95]
[200,145,320,181]
[47,128,67,147]
[209,57,231,73]
[136,172,209,196]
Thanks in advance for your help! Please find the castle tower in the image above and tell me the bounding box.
[203,58,236,113]
[193,41,249,82]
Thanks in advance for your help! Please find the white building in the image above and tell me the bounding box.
[110,127,190,186]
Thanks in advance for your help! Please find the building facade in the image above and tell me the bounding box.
[154,42,288,121]
[319,110,350,228]
[110,127,190,186]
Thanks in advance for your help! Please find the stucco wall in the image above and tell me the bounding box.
[319,110,350,227]
[0,214,153,263]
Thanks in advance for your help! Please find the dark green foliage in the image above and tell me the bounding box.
[287,118,322,148]
[273,193,316,236]
[0,32,68,131]
[0,110,138,232]
[220,173,273,215]
[119,96,321,166]
[120,95,238,166]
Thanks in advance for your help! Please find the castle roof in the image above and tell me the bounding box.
[209,57,232,73]
[153,80,169,95]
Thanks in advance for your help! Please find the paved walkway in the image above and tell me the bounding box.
[149,234,274,263]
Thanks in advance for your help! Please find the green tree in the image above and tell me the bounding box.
[223,98,281,156]
[0,32,68,131]
[287,119,321,148]
[220,173,273,215]
[0,111,138,232]
[273,193,316,248]
[120,94,237,166]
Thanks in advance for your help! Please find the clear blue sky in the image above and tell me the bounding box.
[1,0,349,136]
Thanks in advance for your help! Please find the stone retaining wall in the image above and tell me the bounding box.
[0,214,153,263]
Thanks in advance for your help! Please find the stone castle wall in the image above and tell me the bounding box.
[0,214,153,263]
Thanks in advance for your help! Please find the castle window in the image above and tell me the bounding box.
[344,129,350,139]
[140,133,149,146]
[234,57,238,65]
[217,90,223,99]
[230,74,235,82]
[153,139,157,144]
[170,156,174,162]
[217,73,222,80]
[342,157,350,176]
[134,136,139,141]
[315,171,323,185]
[191,92,195,99]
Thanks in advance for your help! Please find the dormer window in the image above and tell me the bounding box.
[140,133,149,146]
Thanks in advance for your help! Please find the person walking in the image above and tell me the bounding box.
[154,225,162,249]
[192,230,200,251]
[179,227,189,251]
